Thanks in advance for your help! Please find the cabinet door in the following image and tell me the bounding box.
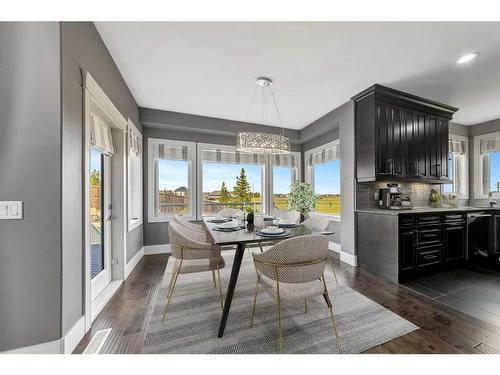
[376,102,390,176]
[438,117,449,179]
[443,224,466,262]
[415,112,428,177]
[390,104,404,176]
[400,229,416,271]
[426,114,441,179]
[375,101,404,177]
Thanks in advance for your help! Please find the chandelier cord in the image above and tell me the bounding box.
[244,84,259,125]
[269,85,285,134]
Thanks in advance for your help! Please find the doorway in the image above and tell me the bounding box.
[90,147,112,300]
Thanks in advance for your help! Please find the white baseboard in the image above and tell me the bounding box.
[91,280,122,323]
[328,241,357,267]
[3,338,63,354]
[62,316,85,354]
[125,247,144,280]
[144,244,171,255]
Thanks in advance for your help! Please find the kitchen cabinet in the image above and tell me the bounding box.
[400,229,416,271]
[443,223,466,262]
[353,84,457,183]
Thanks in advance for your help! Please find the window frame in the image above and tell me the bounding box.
[473,131,500,199]
[445,134,469,199]
[269,151,302,214]
[304,139,341,222]
[196,142,270,219]
[127,120,143,231]
[147,138,196,222]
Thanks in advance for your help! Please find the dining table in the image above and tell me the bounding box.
[202,217,334,338]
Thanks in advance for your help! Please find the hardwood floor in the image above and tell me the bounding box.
[74,253,500,354]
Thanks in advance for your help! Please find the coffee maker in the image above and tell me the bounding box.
[378,184,412,210]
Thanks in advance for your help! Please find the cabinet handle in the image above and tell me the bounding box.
[422,254,438,260]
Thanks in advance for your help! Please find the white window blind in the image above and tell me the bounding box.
[90,113,115,155]
[449,139,466,155]
[271,153,299,168]
[480,138,500,154]
[307,142,340,166]
[154,143,189,161]
[129,130,142,157]
[201,149,266,165]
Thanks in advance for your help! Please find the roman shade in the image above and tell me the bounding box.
[129,130,142,157]
[154,143,188,161]
[307,142,340,166]
[480,138,500,154]
[90,113,115,155]
[449,139,466,155]
[271,153,299,168]
[201,148,266,165]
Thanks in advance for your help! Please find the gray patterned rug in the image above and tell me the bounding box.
[143,251,418,354]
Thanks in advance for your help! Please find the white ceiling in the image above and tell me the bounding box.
[96,22,500,129]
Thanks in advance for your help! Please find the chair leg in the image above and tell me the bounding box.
[215,254,224,311]
[162,261,182,321]
[304,298,308,313]
[212,270,217,288]
[327,254,339,285]
[258,243,264,253]
[322,276,342,353]
[250,273,260,327]
[165,269,176,298]
[276,286,284,353]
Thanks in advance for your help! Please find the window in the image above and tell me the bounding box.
[198,144,266,216]
[443,136,468,198]
[271,153,301,212]
[305,140,341,218]
[127,120,143,230]
[148,138,196,221]
[473,132,500,199]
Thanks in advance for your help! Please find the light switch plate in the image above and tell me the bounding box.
[0,201,23,219]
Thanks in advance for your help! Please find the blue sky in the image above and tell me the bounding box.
[314,159,341,194]
[490,152,500,192]
[203,163,263,193]
[90,148,102,173]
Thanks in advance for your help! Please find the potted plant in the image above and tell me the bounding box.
[287,182,319,222]
[245,204,254,225]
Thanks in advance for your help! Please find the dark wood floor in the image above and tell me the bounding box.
[74,253,500,354]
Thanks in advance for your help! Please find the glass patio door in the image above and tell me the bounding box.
[90,147,112,301]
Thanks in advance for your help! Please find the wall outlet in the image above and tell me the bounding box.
[0,201,23,220]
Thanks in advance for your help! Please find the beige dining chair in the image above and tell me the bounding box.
[302,216,339,284]
[274,208,301,224]
[172,215,205,233]
[162,222,225,321]
[250,235,341,353]
[217,208,244,219]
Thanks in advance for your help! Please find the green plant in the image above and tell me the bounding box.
[233,168,252,203]
[287,182,319,216]
[245,204,254,214]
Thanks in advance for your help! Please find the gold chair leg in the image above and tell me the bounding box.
[327,254,339,285]
[322,275,342,353]
[215,254,224,311]
[165,269,176,298]
[304,298,308,313]
[250,273,260,327]
[162,261,182,321]
[211,270,217,288]
[258,243,264,253]
[276,285,283,353]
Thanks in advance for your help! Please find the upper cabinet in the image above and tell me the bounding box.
[352,85,458,183]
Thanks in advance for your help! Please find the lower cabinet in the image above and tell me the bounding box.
[399,213,466,277]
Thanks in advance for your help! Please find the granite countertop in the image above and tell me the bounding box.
[355,206,500,216]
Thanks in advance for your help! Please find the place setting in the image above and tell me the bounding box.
[211,220,244,232]
[255,225,292,238]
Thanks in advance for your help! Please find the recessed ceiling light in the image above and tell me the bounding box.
[457,52,479,64]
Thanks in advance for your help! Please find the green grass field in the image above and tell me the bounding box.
[272,195,341,215]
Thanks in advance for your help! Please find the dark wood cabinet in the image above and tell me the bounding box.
[400,229,417,271]
[353,84,457,183]
[443,223,466,262]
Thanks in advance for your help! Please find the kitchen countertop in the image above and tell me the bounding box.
[355,206,500,216]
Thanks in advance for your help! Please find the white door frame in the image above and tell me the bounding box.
[83,72,128,331]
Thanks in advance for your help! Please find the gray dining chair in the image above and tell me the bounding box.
[274,208,301,224]
[302,216,339,284]
[162,221,225,321]
[217,208,244,219]
[250,235,342,353]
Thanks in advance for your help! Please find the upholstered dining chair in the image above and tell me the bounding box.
[172,215,205,233]
[162,221,225,321]
[217,207,244,219]
[274,208,301,224]
[302,216,339,284]
[250,235,341,353]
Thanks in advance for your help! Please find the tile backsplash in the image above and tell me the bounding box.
[356,181,469,209]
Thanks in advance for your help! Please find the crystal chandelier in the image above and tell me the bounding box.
[236,77,290,154]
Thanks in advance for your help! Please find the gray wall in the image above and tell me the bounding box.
[61,22,143,335]
[0,23,62,351]
[140,109,301,246]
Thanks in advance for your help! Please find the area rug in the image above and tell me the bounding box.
[143,251,418,354]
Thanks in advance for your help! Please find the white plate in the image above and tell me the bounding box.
[261,226,285,234]
[218,221,237,228]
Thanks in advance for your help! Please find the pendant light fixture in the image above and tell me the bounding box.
[236,77,290,154]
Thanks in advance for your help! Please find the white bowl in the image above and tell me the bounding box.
[261,226,284,234]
